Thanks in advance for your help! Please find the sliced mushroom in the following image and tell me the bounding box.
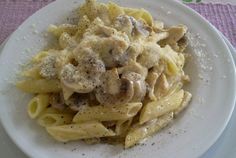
[177,36,188,53]
[65,93,89,111]
[85,18,116,37]
[145,63,165,101]
[130,17,150,37]
[98,35,130,68]
[74,18,130,68]
[114,15,150,38]
[49,93,66,110]
[145,71,159,101]
[114,15,134,36]
[158,25,187,52]
[77,26,130,68]
[60,48,105,93]
[118,61,148,78]
[121,72,146,102]
[95,69,134,106]
[103,69,121,95]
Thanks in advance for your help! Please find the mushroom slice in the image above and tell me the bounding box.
[130,17,150,37]
[145,72,159,101]
[145,63,165,101]
[158,25,187,52]
[114,15,150,38]
[122,72,146,102]
[114,15,134,36]
[103,69,121,95]
[65,93,89,111]
[49,93,66,110]
[60,48,105,93]
[118,61,148,78]
[95,69,134,106]
[99,35,130,68]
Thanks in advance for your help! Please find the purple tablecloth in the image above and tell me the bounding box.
[0,1,235,47]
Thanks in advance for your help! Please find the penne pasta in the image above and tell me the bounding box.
[83,138,100,144]
[46,121,116,142]
[73,103,142,123]
[107,2,125,21]
[48,24,78,37]
[115,119,133,135]
[139,90,184,124]
[31,51,49,63]
[37,113,73,127]
[16,79,61,93]
[174,91,192,116]
[27,94,50,119]
[125,112,173,148]
[21,66,41,79]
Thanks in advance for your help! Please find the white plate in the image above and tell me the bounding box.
[0,0,235,158]
[201,33,236,158]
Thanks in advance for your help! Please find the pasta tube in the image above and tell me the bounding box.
[125,112,173,148]
[174,91,192,116]
[48,24,78,37]
[38,113,73,127]
[107,2,125,20]
[139,90,184,124]
[21,66,41,79]
[31,51,49,63]
[115,119,133,135]
[73,103,142,122]
[46,121,116,142]
[16,79,61,93]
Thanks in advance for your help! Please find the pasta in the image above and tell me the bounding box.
[21,66,41,79]
[139,90,184,124]
[73,103,142,122]
[27,94,50,119]
[16,79,61,93]
[46,121,115,142]
[125,112,173,148]
[37,109,74,127]
[16,0,192,148]
[115,119,133,135]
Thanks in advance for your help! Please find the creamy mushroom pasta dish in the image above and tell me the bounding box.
[16,0,192,148]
